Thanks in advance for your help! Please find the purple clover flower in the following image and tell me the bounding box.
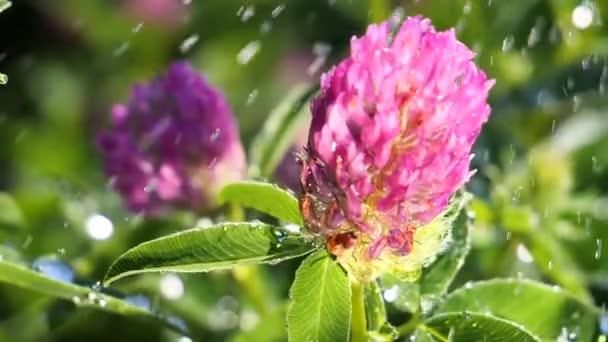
[97,61,246,215]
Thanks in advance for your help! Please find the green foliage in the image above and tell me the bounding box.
[420,312,541,342]
[104,222,315,285]
[0,260,184,333]
[287,249,351,342]
[248,84,318,179]
[219,181,303,226]
[434,279,598,341]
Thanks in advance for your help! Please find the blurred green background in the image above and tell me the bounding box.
[0,0,607,341]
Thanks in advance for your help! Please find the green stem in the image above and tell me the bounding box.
[396,314,421,337]
[351,279,367,342]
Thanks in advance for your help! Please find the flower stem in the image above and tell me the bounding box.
[396,314,421,337]
[350,279,367,342]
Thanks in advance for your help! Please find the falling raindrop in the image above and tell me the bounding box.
[180,34,199,54]
[85,214,114,240]
[113,42,130,57]
[237,41,261,65]
[595,238,603,260]
[210,128,221,142]
[32,257,74,282]
[132,22,144,33]
[501,36,514,52]
[516,244,534,263]
[307,42,332,75]
[271,4,285,18]
[246,89,259,105]
[237,5,255,22]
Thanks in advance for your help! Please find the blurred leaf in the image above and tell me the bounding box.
[0,0,9,13]
[520,228,592,303]
[104,222,315,285]
[380,195,471,313]
[0,192,25,228]
[418,206,470,300]
[0,260,185,333]
[434,278,598,341]
[230,304,287,342]
[248,84,318,179]
[364,280,387,332]
[421,312,540,342]
[287,249,351,342]
[219,181,303,226]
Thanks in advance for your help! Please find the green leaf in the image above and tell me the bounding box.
[219,181,303,226]
[0,260,185,333]
[248,84,318,179]
[0,192,25,228]
[0,73,6,85]
[287,249,351,342]
[421,312,541,342]
[0,0,10,13]
[418,205,470,300]
[104,222,314,286]
[434,279,598,341]
[380,195,471,313]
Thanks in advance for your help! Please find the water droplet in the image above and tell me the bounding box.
[382,285,400,302]
[210,128,221,142]
[246,89,259,105]
[274,229,288,242]
[113,42,130,57]
[271,4,285,18]
[307,42,332,75]
[92,281,103,292]
[237,5,255,22]
[32,257,74,282]
[0,73,7,85]
[516,244,534,263]
[180,34,199,54]
[595,238,603,260]
[237,41,261,65]
[132,22,144,33]
[501,36,514,52]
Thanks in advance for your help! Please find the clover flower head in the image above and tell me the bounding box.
[300,17,494,281]
[97,61,246,215]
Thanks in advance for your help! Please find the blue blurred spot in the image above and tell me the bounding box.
[124,294,152,311]
[32,257,74,283]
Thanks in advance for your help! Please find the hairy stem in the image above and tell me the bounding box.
[351,279,367,342]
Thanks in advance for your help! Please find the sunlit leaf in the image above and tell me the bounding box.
[248,84,318,179]
[0,260,185,333]
[219,181,303,226]
[104,222,315,285]
[434,278,598,341]
[0,0,10,13]
[287,249,351,342]
[421,312,541,342]
[0,192,25,228]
